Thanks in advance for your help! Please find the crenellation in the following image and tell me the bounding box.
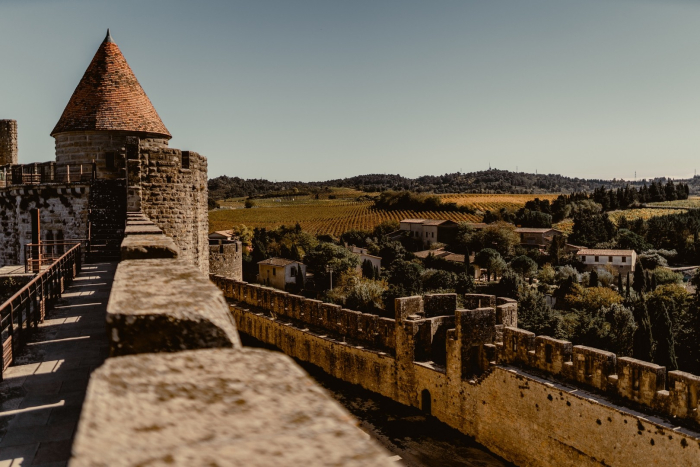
[616,356,667,406]
[533,335,572,375]
[572,345,617,391]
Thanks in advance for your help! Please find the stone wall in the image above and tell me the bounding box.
[0,120,18,166]
[209,241,243,281]
[54,130,169,180]
[69,215,393,466]
[0,184,89,266]
[128,144,209,273]
[217,278,700,467]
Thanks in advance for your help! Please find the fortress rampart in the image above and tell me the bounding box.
[213,277,700,467]
[69,214,393,466]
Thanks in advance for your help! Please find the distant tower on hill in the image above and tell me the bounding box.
[51,29,171,179]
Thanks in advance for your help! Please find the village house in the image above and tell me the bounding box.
[398,219,459,248]
[515,227,563,248]
[576,249,637,274]
[258,257,306,290]
[348,246,381,276]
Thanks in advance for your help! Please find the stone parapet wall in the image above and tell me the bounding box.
[0,183,89,266]
[500,327,700,425]
[230,300,700,467]
[128,145,209,272]
[54,130,168,180]
[70,219,393,466]
[209,241,243,280]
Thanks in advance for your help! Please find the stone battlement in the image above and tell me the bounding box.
[215,276,700,466]
[68,215,393,466]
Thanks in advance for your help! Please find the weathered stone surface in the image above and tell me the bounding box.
[107,258,240,355]
[124,223,162,235]
[70,348,392,467]
[121,234,179,260]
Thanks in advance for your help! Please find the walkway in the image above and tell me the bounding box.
[0,261,117,467]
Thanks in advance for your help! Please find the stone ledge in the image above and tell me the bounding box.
[70,348,392,467]
[107,258,241,356]
[124,223,162,235]
[121,234,179,260]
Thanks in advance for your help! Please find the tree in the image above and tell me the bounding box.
[651,303,678,370]
[632,300,654,361]
[304,242,360,289]
[421,269,457,291]
[632,261,646,294]
[605,304,637,356]
[565,286,622,314]
[510,255,538,279]
[479,222,520,258]
[361,259,376,279]
[617,273,623,292]
[387,260,423,295]
[474,248,506,281]
[518,289,563,338]
[589,269,599,288]
[538,264,556,285]
[244,199,255,209]
[455,272,475,295]
[498,268,525,300]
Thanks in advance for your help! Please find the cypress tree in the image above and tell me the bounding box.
[652,303,678,370]
[626,272,631,298]
[632,300,654,362]
[618,273,623,292]
[633,261,645,294]
[650,272,657,291]
[589,269,599,287]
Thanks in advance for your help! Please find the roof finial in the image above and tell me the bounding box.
[104,29,114,43]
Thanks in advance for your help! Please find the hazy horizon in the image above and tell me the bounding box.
[2,0,700,182]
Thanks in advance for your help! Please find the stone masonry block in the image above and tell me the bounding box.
[120,234,179,260]
[107,258,241,356]
[423,293,457,318]
[71,349,392,467]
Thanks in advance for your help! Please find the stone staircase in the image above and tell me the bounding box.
[88,179,126,261]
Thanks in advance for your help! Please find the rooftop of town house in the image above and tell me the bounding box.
[51,29,171,138]
[257,257,302,267]
[576,249,636,256]
[209,230,235,239]
[349,246,382,259]
[399,219,428,224]
[399,218,457,226]
[413,248,465,263]
[514,227,562,234]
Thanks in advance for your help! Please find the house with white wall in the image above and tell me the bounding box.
[576,249,636,274]
[398,219,458,248]
[258,257,306,290]
[348,246,381,276]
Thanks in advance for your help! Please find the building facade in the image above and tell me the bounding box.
[258,258,306,290]
[577,249,637,274]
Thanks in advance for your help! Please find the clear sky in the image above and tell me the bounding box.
[1,0,700,181]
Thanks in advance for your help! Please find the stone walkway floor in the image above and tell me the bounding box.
[0,261,117,467]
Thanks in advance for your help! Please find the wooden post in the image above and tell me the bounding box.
[30,208,41,273]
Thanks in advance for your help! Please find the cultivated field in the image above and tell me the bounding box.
[209,200,480,236]
[608,208,688,224]
[439,193,560,212]
[210,192,565,236]
[645,197,700,209]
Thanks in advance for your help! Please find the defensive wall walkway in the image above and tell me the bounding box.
[0,261,115,466]
[0,214,393,466]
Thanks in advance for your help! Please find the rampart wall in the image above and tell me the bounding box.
[214,277,700,467]
[209,241,243,281]
[0,184,89,266]
[70,213,392,466]
[127,144,209,272]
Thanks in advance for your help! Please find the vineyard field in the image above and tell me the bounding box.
[209,200,480,236]
[645,197,700,209]
[608,208,688,224]
[439,193,560,212]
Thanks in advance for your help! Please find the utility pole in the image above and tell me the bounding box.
[326,265,334,290]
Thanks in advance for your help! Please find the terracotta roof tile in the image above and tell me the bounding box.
[51,31,170,138]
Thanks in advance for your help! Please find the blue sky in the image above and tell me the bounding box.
[1,0,700,181]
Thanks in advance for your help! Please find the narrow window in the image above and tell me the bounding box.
[272,268,276,276]
[581,256,586,262]
[609,256,613,263]
[421,389,432,415]
[632,368,640,391]
[105,152,115,169]
[622,257,626,263]
[291,267,297,277]
[594,256,599,262]
[545,344,553,364]
[512,339,517,352]
[182,151,190,169]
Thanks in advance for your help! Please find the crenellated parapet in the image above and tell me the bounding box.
[500,327,700,425]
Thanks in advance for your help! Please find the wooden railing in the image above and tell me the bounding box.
[0,243,82,380]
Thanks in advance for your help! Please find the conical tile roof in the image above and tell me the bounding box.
[51,30,171,138]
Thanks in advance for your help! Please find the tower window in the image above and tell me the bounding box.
[182,151,190,169]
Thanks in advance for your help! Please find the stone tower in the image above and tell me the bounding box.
[51,30,171,179]
[0,119,18,166]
